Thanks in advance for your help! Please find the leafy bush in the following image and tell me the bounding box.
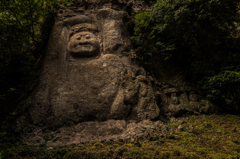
[132,0,240,60]
[201,70,240,112]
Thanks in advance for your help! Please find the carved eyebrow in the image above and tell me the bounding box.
[75,33,92,36]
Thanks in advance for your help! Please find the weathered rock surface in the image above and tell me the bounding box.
[159,87,210,117]
[18,0,210,145]
[26,120,170,146]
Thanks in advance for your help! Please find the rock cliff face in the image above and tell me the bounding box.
[18,0,210,145]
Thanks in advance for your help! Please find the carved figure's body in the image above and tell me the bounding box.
[49,22,159,122]
[24,11,159,135]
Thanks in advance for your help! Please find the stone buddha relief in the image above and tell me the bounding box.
[161,88,209,117]
[19,8,160,133]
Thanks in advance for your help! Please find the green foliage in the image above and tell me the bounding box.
[131,11,155,63]
[132,0,240,112]
[201,70,240,112]
[132,0,240,60]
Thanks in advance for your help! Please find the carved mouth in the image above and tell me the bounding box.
[78,44,92,49]
[82,44,91,47]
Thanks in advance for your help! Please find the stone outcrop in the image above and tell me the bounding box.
[18,0,210,145]
[29,120,170,146]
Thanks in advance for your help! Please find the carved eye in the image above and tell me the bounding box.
[77,37,81,40]
[85,35,91,39]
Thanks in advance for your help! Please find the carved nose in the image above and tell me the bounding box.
[78,40,90,45]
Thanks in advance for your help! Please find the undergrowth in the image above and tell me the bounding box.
[1,115,240,159]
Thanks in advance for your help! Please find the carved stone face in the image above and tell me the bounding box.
[171,93,179,105]
[189,91,197,102]
[68,31,100,57]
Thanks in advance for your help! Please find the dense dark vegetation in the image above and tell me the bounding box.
[131,0,240,113]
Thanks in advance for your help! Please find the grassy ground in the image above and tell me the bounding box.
[1,114,240,159]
